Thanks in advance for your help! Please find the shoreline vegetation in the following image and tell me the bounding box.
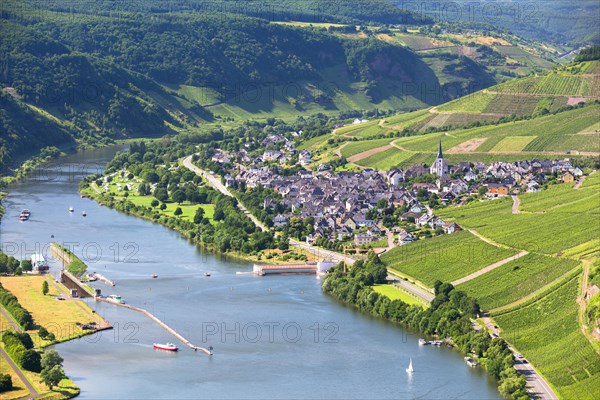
[323,254,529,399]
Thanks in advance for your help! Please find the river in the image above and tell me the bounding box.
[0,146,500,399]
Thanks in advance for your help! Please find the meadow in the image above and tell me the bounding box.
[457,254,580,310]
[102,176,215,223]
[381,231,517,287]
[373,284,426,307]
[0,276,96,342]
[494,279,600,399]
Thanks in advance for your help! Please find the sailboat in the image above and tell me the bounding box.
[406,358,414,374]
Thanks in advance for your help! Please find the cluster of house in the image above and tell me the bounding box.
[227,142,584,247]
[234,165,459,247]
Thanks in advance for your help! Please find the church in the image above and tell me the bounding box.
[430,140,448,177]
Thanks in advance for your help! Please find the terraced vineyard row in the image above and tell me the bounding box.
[495,73,598,97]
[458,254,580,310]
[340,138,393,158]
[494,279,600,399]
[381,230,517,286]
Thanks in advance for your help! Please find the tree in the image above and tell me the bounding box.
[40,365,65,389]
[42,281,49,296]
[174,207,183,216]
[153,187,169,202]
[151,199,159,207]
[159,203,167,210]
[41,349,63,371]
[172,190,186,204]
[278,233,289,250]
[21,259,32,272]
[478,186,488,196]
[193,207,205,224]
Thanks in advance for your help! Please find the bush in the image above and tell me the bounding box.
[2,332,41,372]
[0,373,12,392]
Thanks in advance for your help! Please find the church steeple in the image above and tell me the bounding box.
[437,140,443,159]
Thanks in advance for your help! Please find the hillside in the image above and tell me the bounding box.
[299,58,599,171]
[410,0,600,47]
[0,5,499,170]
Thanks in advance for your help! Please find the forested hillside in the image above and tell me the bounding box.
[0,3,496,170]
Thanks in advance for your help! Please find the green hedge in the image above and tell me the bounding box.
[2,332,41,372]
[0,283,34,329]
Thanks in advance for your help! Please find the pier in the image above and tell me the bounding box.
[96,298,213,356]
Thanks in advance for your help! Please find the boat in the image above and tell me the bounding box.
[432,340,443,346]
[153,342,178,352]
[19,214,28,221]
[152,273,158,279]
[106,294,125,304]
[204,272,211,277]
[406,358,414,374]
[418,338,428,346]
[21,209,31,217]
[82,211,87,217]
[464,357,478,367]
[69,206,74,212]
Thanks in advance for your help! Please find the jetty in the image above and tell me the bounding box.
[96,297,212,356]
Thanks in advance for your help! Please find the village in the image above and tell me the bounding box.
[210,137,585,250]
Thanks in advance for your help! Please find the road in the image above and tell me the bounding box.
[511,195,521,214]
[182,156,268,232]
[0,345,39,398]
[482,316,558,400]
[386,272,435,303]
[451,250,529,286]
[182,155,355,263]
[0,306,22,332]
[0,307,39,398]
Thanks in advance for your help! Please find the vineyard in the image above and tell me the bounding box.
[490,136,537,152]
[436,92,495,113]
[340,138,393,158]
[482,94,542,115]
[354,147,413,170]
[495,73,598,97]
[381,231,517,286]
[335,120,386,138]
[494,279,600,399]
[437,180,599,255]
[457,254,580,310]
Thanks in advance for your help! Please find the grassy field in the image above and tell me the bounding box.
[495,279,600,399]
[457,254,580,310]
[373,284,426,307]
[381,231,517,287]
[0,356,30,399]
[102,176,215,223]
[336,120,387,138]
[0,276,96,342]
[438,173,599,256]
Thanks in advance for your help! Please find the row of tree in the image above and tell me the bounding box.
[322,253,528,399]
[0,282,34,329]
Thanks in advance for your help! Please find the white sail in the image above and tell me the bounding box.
[406,358,414,373]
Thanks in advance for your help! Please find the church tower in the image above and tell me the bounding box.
[430,140,448,177]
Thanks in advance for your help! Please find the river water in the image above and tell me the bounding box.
[0,147,499,399]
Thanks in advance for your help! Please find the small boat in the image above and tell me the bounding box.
[464,357,478,367]
[406,358,414,374]
[153,343,178,352]
[82,211,87,217]
[204,272,211,277]
[69,207,74,212]
[21,209,31,217]
[106,294,125,304]
[152,273,158,279]
[418,338,428,346]
[19,214,28,221]
[432,340,443,346]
